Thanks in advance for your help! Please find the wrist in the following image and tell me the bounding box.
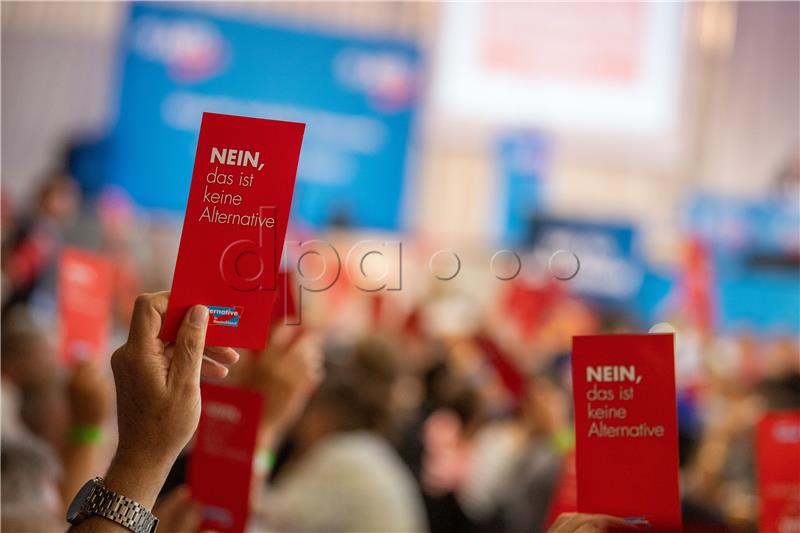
[104,448,174,509]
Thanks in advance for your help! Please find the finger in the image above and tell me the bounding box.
[170,305,209,387]
[309,363,325,386]
[201,356,229,379]
[299,341,325,387]
[128,292,170,347]
[267,325,297,354]
[204,346,240,365]
[72,359,92,373]
[252,326,296,370]
[82,360,105,380]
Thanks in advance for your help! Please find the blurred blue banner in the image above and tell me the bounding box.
[686,194,800,254]
[105,3,421,230]
[496,131,550,245]
[525,218,645,301]
[718,273,799,335]
[686,194,800,334]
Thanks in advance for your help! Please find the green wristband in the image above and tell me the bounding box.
[69,425,103,445]
[254,449,276,474]
[552,427,575,453]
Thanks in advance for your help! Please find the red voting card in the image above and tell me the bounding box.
[572,334,681,530]
[161,112,305,349]
[189,382,264,533]
[757,411,800,533]
[58,248,113,364]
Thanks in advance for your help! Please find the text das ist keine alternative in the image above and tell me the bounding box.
[584,365,666,438]
[198,148,276,228]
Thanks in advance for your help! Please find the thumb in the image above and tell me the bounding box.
[171,305,209,386]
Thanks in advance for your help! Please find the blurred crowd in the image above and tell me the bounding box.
[1,156,799,533]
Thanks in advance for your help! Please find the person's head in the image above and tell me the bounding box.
[36,171,79,223]
[350,336,401,389]
[291,337,401,447]
[1,434,62,515]
[293,376,390,452]
[1,322,58,387]
[1,321,69,450]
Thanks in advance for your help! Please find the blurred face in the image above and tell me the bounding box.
[21,382,70,453]
[2,335,68,451]
[2,336,57,387]
[40,176,79,222]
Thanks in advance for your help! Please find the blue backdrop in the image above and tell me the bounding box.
[100,3,421,230]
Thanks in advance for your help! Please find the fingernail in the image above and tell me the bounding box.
[190,306,209,327]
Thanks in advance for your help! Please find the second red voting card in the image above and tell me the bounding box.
[189,382,263,533]
[58,247,113,364]
[572,334,681,530]
[161,112,305,349]
[757,411,800,533]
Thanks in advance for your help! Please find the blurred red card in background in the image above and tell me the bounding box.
[757,411,800,533]
[572,334,681,531]
[189,382,264,533]
[58,247,113,364]
[270,270,297,328]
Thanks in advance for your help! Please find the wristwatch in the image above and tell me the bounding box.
[66,477,158,533]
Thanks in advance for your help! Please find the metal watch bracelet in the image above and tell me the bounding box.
[79,478,158,533]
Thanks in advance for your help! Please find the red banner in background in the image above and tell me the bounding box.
[189,382,264,533]
[572,334,681,530]
[680,238,715,334]
[58,247,113,364]
[757,411,800,533]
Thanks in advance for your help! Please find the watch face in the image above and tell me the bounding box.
[66,479,95,522]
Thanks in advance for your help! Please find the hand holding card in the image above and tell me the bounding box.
[237,325,323,449]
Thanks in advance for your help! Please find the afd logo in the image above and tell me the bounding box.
[207,306,243,327]
[129,15,228,82]
[202,506,233,529]
[333,48,418,111]
[774,422,800,444]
